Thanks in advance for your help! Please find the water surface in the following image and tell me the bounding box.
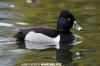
[0,0,100,66]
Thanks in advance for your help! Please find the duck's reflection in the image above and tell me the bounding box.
[56,43,73,65]
[17,41,82,65]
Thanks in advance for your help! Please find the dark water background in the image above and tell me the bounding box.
[0,0,100,66]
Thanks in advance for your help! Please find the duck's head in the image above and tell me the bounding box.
[57,10,84,33]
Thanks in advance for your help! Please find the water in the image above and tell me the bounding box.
[0,1,30,66]
[0,0,100,66]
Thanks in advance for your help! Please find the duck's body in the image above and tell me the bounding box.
[15,26,59,42]
[15,10,84,43]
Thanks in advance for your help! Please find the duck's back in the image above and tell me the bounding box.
[32,27,58,38]
[14,26,58,42]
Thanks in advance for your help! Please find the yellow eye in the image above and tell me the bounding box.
[67,18,71,21]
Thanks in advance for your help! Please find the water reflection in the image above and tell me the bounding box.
[16,34,83,65]
[0,22,13,27]
[56,43,83,65]
[0,37,28,66]
[9,4,15,8]
[26,0,40,3]
[56,43,73,65]
[0,0,99,65]
[17,41,74,65]
[15,22,29,25]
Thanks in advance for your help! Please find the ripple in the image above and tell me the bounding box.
[0,36,29,66]
[0,49,29,54]
[15,22,29,25]
[71,34,83,45]
[9,4,15,8]
[40,57,55,59]
[73,56,82,61]
[0,22,13,27]
[84,6,95,10]
[0,10,25,19]
[26,0,33,3]
[0,2,10,9]
[26,0,40,3]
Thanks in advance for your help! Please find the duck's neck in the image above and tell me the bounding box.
[59,32,75,44]
[57,29,71,34]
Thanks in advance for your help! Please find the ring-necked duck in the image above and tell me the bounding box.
[14,10,84,43]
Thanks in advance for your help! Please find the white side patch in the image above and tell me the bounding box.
[25,31,59,42]
[54,35,60,43]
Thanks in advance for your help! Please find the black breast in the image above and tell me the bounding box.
[60,33,75,44]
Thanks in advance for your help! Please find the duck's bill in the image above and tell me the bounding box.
[73,21,84,31]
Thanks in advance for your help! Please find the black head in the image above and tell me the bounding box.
[57,10,75,33]
[57,10,84,34]
[59,10,75,20]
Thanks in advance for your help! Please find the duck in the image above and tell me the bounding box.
[14,10,84,43]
